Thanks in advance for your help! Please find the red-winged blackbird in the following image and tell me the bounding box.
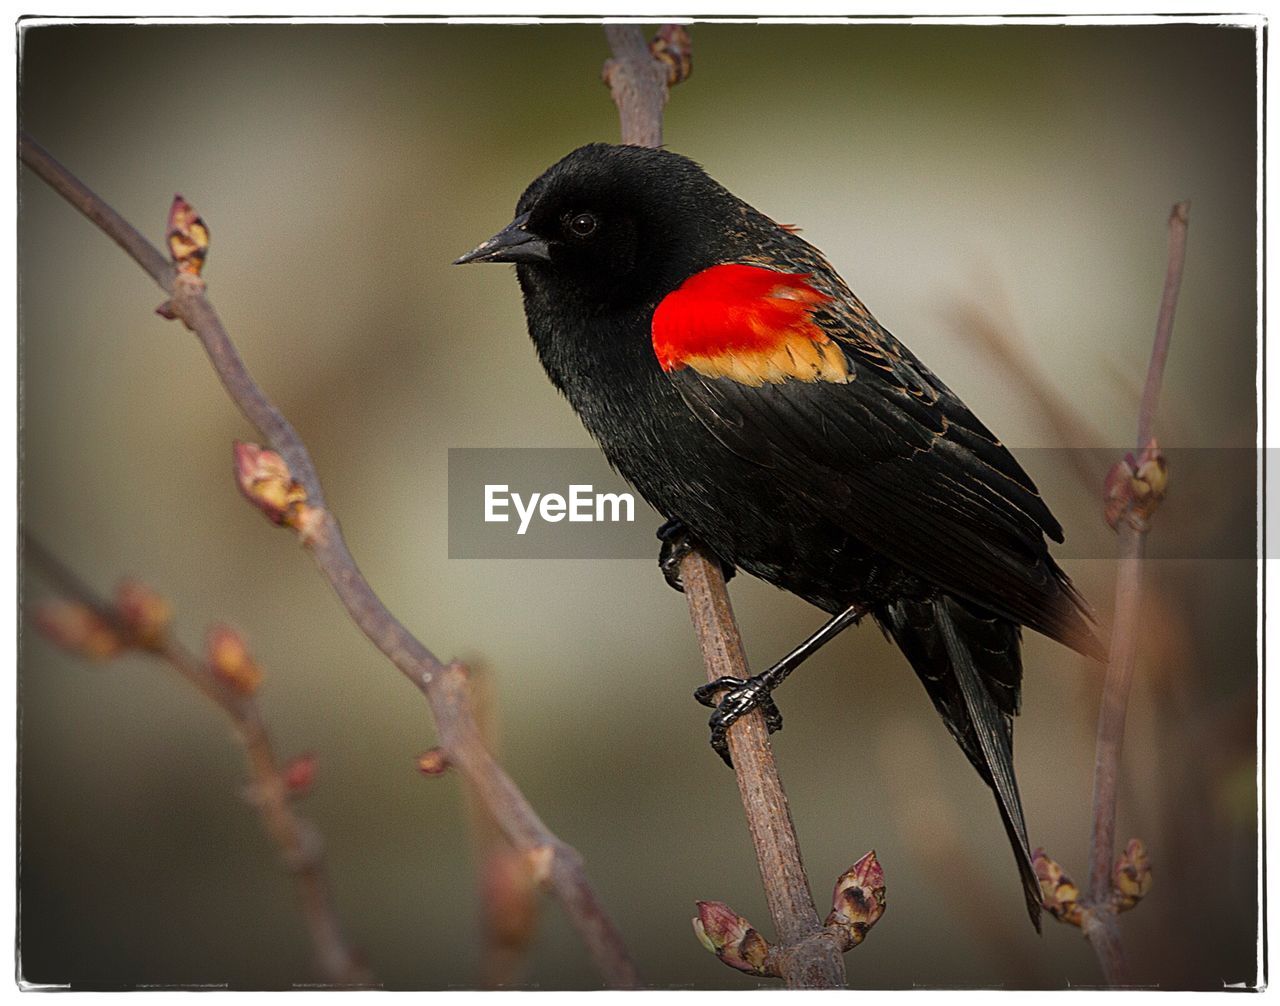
[457,143,1105,929]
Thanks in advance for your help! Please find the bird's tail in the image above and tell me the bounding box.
[878,594,1042,932]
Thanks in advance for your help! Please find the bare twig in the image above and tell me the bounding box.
[1132,206,1189,452]
[19,133,637,989]
[23,535,369,985]
[458,666,539,988]
[602,25,674,148]
[19,138,175,288]
[680,554,848,987]
[602,25,848,989]
[1079,201,1189,982]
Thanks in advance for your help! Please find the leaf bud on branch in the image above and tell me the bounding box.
[115,579,173,649]
[1104,438,1168,531]
[206,623,264,695]
[1112,838,1152,912]
[824,850,887,950]
[692,900,773,976]
[415,747,450,776]
[32,600,125,660]
[1033,848,1084,927]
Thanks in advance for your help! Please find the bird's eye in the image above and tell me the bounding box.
[566,212,598,238]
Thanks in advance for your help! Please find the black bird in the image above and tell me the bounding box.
[456,143,1105,929]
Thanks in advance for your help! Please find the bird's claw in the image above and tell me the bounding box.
[657,519,734,593]
[694,675,784,767]
[658,528,695,593]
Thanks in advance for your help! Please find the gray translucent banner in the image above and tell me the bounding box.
[448,447,1261,560]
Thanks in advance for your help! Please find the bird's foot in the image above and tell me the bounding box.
[657,518,734,593]
[694,674,784,767]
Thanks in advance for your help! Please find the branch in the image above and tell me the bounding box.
[1033,203,1184,984]
[19,134,638,989]
[602,25,680,147]
[1083,201,1188,980]
[455,667,540,988]
[23,535,368,985]
[1133,203,1189,451]
[18,137,174,289]
[679,553,850,987]
[602,26,859,989]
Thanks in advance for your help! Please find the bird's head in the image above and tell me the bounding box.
[454,143,742,308]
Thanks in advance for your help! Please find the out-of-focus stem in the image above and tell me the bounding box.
[1083,201,1189,984]
[23,535,368,985]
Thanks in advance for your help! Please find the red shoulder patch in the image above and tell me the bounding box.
[652,264,849,386]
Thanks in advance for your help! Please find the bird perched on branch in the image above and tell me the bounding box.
[456,143,1105,929]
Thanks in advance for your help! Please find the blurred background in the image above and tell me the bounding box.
[18,21,1258,990]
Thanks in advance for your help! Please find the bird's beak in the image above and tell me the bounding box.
[453,212,552,265]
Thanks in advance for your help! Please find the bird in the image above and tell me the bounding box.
[455,142,1106,930]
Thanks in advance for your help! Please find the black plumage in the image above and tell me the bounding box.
[457,143,1105,929]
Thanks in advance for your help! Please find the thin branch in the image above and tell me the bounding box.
[602,25,846,989]
[679,553,848,988]
[1083,200,1189,982]
[19,137,176,289]
[459,666,539,988]
[602,25,672,148]
[23,534,369,985]
[1134,203,1190,451]
[19,135,638,989]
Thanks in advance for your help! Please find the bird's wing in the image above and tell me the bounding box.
[656,264,1101,656]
